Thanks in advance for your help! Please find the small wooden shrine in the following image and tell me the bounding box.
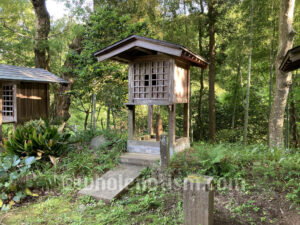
[280,45,300,72]
[0,64,68,138]
[95,35,208,155]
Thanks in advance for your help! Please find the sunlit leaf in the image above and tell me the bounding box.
[49,156,57,165]
[24,156,36,166]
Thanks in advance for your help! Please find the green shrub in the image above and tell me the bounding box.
[4,120,71,160]
[216,128,242,143]
[0,153,37,210]
[68,129,101,144]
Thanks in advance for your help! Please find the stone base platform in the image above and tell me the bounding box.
[127,137,190,155]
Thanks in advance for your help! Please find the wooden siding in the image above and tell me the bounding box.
[16,82,49,123]
[174,62,189,103]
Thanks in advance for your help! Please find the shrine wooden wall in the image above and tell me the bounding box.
[0,81,50,125]
[174,61,189,104]
[16,82,50,123]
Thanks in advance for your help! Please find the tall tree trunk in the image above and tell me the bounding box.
[208,0,216,143]
[284,95,289,148]
[197,69,204,139]
[240,71,244,106]
[92,94,96,131]
[96,106,102,122]
[231,59,241,129]
[51,36,82,123]
[84,110,90,130]
[184,0,188,46]
[269,0,296,147]
[106,106,111,130]
[196,0,205,140]
[289,84,298,148]
[268,2,276,145]
[243,0,254,145]
[112,110,116,130]
[31,0,50,70]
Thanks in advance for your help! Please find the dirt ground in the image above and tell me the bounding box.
[214,189,300,225]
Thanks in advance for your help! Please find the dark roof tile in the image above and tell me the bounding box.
[0,64,68,83]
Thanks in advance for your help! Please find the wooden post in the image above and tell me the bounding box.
[183,103,190,138]
[168,104,176,154]
[156,114,163,141]
[147,105,153,135]
[183,175,214,225]
[127,105,135,140]
[160,134,169,171]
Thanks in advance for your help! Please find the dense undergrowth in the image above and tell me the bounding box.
[0,126,299,224]
[171,143,300,206]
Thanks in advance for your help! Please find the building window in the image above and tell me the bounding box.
[144,75,149,86]
[2,84,16,122]
[133,61,169,99]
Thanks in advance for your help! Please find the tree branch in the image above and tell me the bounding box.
[0,17,73,40]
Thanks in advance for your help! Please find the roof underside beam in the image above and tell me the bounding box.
[181,51,207,68]
[280,46,300,72]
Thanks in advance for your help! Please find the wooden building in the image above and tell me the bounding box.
[280,45,300,72]
[95,35,208,155]
[0,64,68,137]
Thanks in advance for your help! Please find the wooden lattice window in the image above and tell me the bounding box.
[133,61,169,99]
[2,84,16,122]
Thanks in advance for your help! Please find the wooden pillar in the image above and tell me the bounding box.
[147,105,153,135]
[186,67,191,139]
[156,114,163,141]
[168,104,176,153]
[183,175,214,225]
[183,103,190,138]
[160,134,169,171]
[127,105,135,140]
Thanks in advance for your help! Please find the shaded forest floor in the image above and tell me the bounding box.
[0,135,299,225]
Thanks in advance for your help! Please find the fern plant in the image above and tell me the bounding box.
[4,120,71,160]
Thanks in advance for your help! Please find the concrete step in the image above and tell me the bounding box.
[119,152,160,167]
[78,164,144,203]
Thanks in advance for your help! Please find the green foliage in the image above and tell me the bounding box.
[4,120,71,160]
[216,128,242,143]
[32,129,126,192]
[0,153,37,211]
[65,6,152,130]
[171,143,300,205]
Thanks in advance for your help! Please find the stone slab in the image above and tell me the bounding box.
[78,164,144,203]
[172,137,190,156]
[127,137,190,156]
[119,152,160,167]
[127,140,160,154]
